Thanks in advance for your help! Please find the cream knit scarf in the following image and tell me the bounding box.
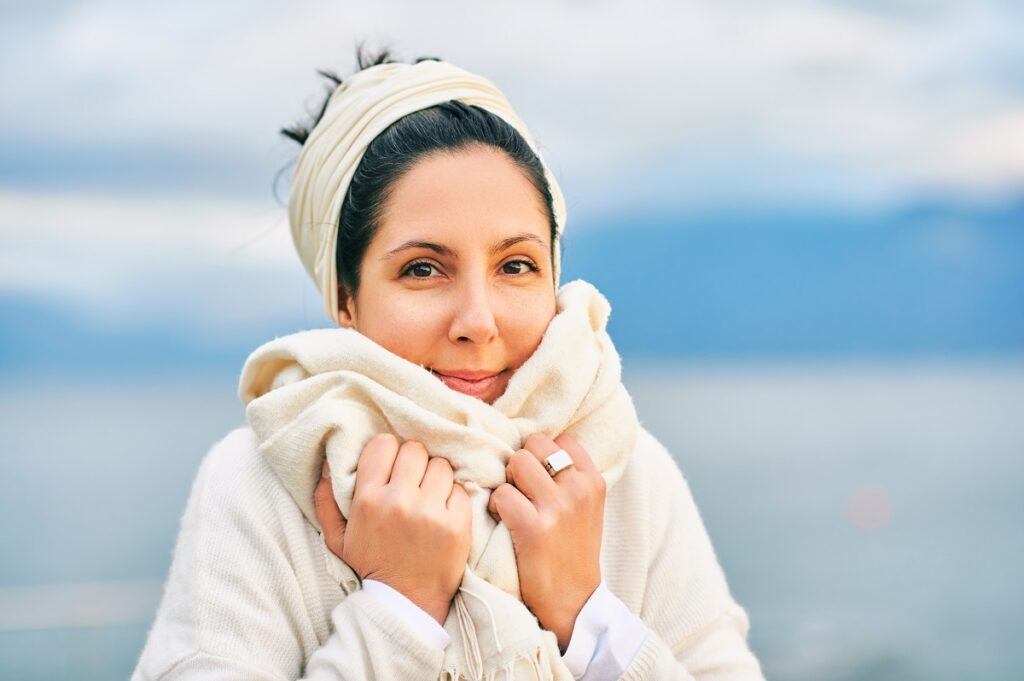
[238,279,639,680]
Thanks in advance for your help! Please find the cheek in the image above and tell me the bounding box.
[358,292,448,361]
[500,293,557,358]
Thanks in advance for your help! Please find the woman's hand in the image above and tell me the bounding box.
[314,433,472,626]
[486,432,605,652]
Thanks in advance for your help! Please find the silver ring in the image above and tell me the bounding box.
[543,449,574,478]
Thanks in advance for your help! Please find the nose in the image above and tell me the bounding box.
[448,275,499,344]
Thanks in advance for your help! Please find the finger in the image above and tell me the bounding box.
[355,433,400,493]
[522,432,577,480]
[553,432,599,475]
[487,482,537,529]
[313,475,346,555]
[421,456,455,504]
[447,481,470,516]
[506,448,559,506]
[389,440,429,489]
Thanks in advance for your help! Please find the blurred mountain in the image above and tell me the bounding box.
[2,195,1022,376]
[0,294,250,377]
[563,194,1024,358]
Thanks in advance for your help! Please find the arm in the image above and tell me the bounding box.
[486,430,763,680]
[560,579,649,680]
[147,593,447,681]
[555,428,765,681]
[562,584,759,681]
[131,428,447,681]
[616,431,766,681]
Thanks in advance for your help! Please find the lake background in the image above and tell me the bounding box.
[2,1,1023,679]
[1,360,1022,680]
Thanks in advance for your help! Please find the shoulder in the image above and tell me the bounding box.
[134,426,327,680]
[621,425,696,508]
[603,425,696,543]
[600,424,706,608]
[195,424,261,484]
[633,425,681,477]
[620,425,706,552]
[185,425,305,532]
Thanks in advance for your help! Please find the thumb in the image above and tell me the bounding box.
[486,488,501,523]
[315,461,347,559]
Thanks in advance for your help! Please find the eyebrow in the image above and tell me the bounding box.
[380,232,547,260]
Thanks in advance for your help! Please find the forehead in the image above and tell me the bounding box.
[373,146,550,248]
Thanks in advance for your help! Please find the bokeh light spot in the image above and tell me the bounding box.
[847,483,893,531]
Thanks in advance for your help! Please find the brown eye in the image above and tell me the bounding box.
[502,259,538,275]
[401,261,439,278]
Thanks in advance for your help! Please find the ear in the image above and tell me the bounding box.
[336,284,357,328]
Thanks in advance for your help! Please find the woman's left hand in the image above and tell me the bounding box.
[486,432,605,652]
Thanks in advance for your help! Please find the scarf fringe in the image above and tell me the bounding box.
[444,587,552,681]
[438,645,547,681]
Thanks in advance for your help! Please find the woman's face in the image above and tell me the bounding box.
[338,144,558,404]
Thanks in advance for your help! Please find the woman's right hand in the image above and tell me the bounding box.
[314,433,472,626]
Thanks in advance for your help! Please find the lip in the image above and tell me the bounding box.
[430,368,507,398]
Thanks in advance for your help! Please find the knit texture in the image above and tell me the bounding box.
[131,424,765,680]
[237,279,638,680]
[132,279,766,680]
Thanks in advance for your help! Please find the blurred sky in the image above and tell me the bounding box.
[1,0,1022,359]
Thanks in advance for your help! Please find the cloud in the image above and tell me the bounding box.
[0,189,324,333]
[1,1,1022,204]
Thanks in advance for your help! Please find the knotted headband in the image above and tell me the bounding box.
[288,59,568,325]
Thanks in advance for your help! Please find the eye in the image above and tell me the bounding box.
[501,259,540,275]
[400,259,441,278]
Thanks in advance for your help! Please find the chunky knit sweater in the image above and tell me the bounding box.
[132,423,764,680]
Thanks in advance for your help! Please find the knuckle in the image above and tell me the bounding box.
[569,485,592,507]
[383,487,410,511]
[496,481,515,497]
[556,432,580,451]
[429,456,453,473]
[398,441,429,465]
[371,432,398,448]
[509,449,531,470]
[524,432,548,452]
[399,439,428,456]
[553,491,575,513]
[537,512,559,534]
[568,475,603,504]
[356,488,386,514]
[490,483,510,505]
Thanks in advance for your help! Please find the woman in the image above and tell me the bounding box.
[132,47,765,681]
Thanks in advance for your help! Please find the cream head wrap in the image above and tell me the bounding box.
[288,58,568,325]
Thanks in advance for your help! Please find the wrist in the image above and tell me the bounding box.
[539,580,601,652]
[362,574,452,626]
[416,600,451,627]
[361,579,452,650]
[398,588,451,626]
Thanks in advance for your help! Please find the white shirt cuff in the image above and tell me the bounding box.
[361,579,451,650]
[561,580,649,680]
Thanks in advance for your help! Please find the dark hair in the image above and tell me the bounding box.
[281,43,559,301]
